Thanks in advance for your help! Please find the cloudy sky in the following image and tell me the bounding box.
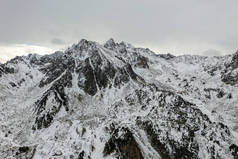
[0,0,238,62]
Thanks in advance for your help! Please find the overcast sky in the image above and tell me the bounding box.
[0,0,238,62]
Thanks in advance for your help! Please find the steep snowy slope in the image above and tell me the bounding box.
[0,39,238,159]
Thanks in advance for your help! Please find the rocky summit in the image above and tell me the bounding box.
[0,39,238,159]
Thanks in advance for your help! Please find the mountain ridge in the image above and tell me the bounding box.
[0,38,238,159]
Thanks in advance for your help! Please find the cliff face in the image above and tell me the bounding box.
[0,39,238,159]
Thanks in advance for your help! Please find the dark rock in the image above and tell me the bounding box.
[227,93,232,99]
[104,38,117,50]
[134,55,149,68]
[33,77,70,130]
[157,53,176,60]
[18,147,29,153]
[39,55,74,88]
[5,145,37,159]
[221,51,238,85]
[103,127,144,159]
[17,78,25,86]
[78,58,98,96]
[204,88,226,99]
[229,144,238,159]
[9,82,17,87]
[4,66,15,74]
[217,89,225,98]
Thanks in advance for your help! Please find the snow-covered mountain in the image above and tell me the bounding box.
[0,38,238,159]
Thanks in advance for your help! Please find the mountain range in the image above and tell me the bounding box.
[0,38,238,159]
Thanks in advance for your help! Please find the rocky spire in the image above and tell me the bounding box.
[104,38,117,49]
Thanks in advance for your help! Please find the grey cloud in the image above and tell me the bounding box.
[51,38,65,45]
[0,0,237,55]
[201,49,223,57]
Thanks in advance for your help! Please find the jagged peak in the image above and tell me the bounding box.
[104,38,117,49]
[76,39,97,48]
[105,38,116,45]
[79,38,88,43]
[228,50,238,68]
[158,53,176,60]
[65,39,100,57]
[119,41,134,48]
[104,38,135,50]
[232,50,238,58]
